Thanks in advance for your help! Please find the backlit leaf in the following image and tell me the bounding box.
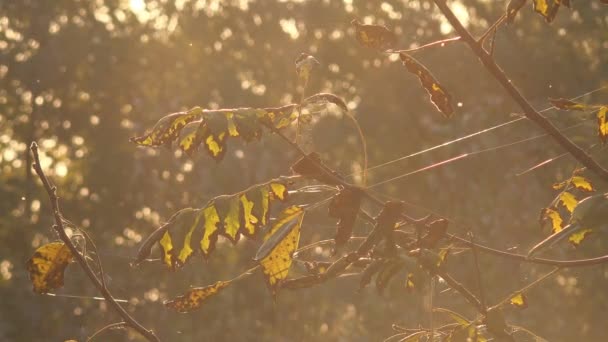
[549,97,586,111]
[131,107,203,146]
[137,179,291,268]
[437,248,450,268]
[540,208,563,233]
[558,191,577,213]
[509,292,528,308]
[302,93,348,113]
[257,206,304,293]
[26,242,74,294]
[598,106,608,144]
[351,19,397,50]
[295,53,320,86]
[400,53,454,118]
[568,228,593,246]
[164,280,231,313]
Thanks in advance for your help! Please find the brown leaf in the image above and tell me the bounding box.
[328,187,363,249]
[351,19,397,50]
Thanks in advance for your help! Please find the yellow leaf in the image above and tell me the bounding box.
[131,107,203,146]
[509,292,528,308]
[240,194,257,236]
[558,191,577,213]
[179,121,207,156]
[540,208,563,233]
[532,0,562,23]
[257,206,304,292]
[26,242,74,294]
[400,53,454,118]
[164,280,231,313]
[200,205,220,258]
[437,248,450,268]
[177,210,203,265]
[568,228,593,246]
[269,182,288,201]
[159,230,174,268]
[597,106,608,144]
[221,196,242,243]
[405,273,415,292]
[571,176,594,192]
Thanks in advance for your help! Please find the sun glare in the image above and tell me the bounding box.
[129,0,146,14]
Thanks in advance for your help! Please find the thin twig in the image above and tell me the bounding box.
[468,232,486,312]
[388,36,462,54]
[87,322,127,342]
[490,267,560,310]
[432,0,608,182]
[30,142,160,342]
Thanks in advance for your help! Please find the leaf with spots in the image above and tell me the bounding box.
[130,107,204,147]
[597,106,608,144]
[135,178,292,269]
[26,242,74,294]
[351,19,397,50]
[400,53,454,118]
[256,206,304,293]
[164,280,231,313]
[509,292,528,308]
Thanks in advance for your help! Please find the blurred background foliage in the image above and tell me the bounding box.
[1,0,607,341]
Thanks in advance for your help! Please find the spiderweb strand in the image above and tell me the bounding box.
[348,85,607,179]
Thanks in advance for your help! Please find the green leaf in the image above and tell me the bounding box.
[399,53,454,118]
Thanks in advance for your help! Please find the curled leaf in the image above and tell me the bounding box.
[164,280,231,313]
[351,19,397,50]
[27,242,74,294]
[399,53,454,118]
[302,93,348,113]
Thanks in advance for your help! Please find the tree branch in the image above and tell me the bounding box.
[432,0,608,181]
[30,142,160,342]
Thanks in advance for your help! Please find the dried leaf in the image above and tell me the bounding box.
[351,19,397,50]
[549,97,587,111]
[291,152,344,185]
[256,206,304,293]
[419,218,449,248]
[400,53,454,118]
[302,93,348,112]
[328,187,363,249]
[27,242,74,294]
[164,280,231,313]
[509,292,528,308]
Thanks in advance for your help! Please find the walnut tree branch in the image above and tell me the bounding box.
[432,0,608,181]
[30,142,160,342]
